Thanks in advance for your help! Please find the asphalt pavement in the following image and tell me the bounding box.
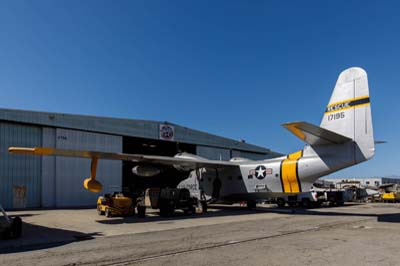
[1,203,400,266]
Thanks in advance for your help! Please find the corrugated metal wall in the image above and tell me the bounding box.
[0,122,42,209]
[54,129,122,207]
[197,145,231,161]
[41,127,56,207]
[232,150,271,161]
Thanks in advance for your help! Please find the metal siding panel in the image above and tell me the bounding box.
[175,126,232,148]
[196,146,231,161]
[231,150,241,158]
[0,122,42,209]
[234,150,272,161]
[41,127,56,207]
[0,109,159,141]
[55,129,122,207]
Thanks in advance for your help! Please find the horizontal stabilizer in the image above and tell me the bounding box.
[282,121,352,145]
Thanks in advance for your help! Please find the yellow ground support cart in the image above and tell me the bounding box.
[382,192,400,203]
[97,192,135,218]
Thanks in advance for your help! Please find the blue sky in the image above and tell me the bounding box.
[0,1,398,178]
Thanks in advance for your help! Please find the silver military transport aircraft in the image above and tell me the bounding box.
[9,67,375,210]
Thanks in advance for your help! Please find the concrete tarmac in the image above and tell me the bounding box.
[1,203,400,266]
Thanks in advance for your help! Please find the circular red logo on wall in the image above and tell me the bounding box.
[160,125,174,140]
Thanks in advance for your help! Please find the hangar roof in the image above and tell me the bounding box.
[0,108,278,155]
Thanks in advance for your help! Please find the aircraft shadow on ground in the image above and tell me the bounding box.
[260,204,400,223]
[7,213,39,218]
[377,213,400,223]
[0,221,103,254]
[263,204,400,223]
[95,204,400,225]
[95,205,265,225]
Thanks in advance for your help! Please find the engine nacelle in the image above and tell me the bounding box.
[132,165,161,177]
[173,152,206,172]
[229,157,254,163]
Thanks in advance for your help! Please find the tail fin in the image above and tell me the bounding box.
[320,67,374,162]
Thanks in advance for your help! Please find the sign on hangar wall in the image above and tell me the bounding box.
[159,124,175,141]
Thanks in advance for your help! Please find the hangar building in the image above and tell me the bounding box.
[0,108,280,210]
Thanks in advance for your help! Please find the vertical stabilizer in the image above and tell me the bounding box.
[320,67,374,162]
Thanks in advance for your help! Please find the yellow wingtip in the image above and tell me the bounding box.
[8,147,55,156]
[8,147,36,154]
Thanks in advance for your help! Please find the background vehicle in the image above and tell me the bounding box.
[382,192,400,203]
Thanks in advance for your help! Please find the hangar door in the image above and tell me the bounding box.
[0,122,42,209]
[54,129,122,207]
[122,137,196,191]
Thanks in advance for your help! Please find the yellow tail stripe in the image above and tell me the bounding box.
[281,150,302,193]
[288,150,302,160]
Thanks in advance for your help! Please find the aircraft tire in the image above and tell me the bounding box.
[97,205,104,215]
[276,198,286,208]
[105,208,112,218]
[247,200,256,210]
[129,207,136,217]
[137,206,146,218]
[201,201,208,213]
[159,204,173,217]
[311,201,322,208]
[301,199,311,209]
[184,206,195,215]
[160,207,172,217]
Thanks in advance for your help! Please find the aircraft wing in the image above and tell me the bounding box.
[8,147,239,170]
